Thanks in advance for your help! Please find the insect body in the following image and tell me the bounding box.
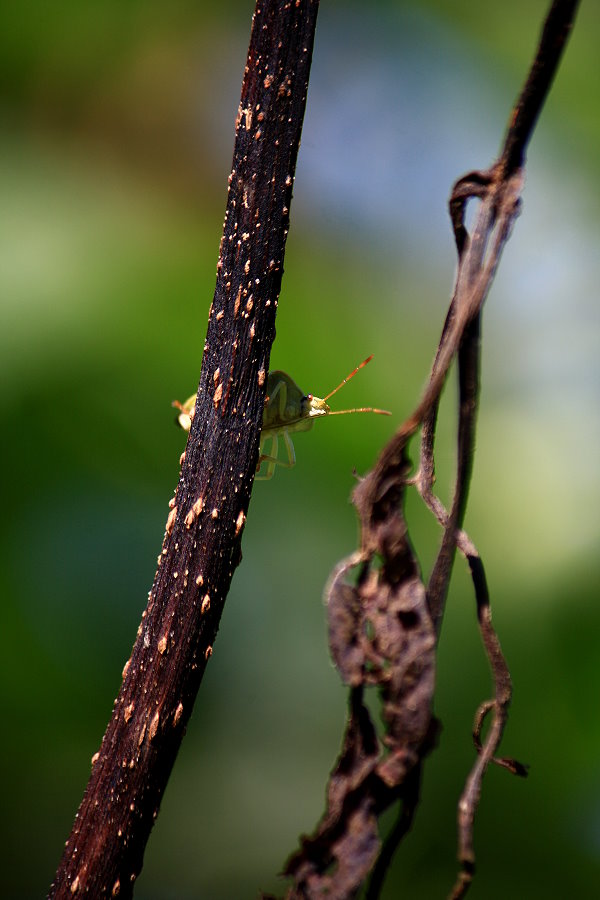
[173,355,390,480]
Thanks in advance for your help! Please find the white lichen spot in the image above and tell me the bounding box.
[257,368,265,387]
[286,175,292,187]
[244,259,250,275]
[264,73,274,88]
[196,573,204,586]
[124,702,134,723]
[242,232,249,242]
[246,296,254,313]
[174,702,184,727]
[249,322,255,340]
[143,631,150,649]
[211,508,219,519]
[149,711,160,741]
[166,506,177,535]
[173,571,179,580]
[158,635,167,655]
[235,509,246,535]
[201,593,211,614]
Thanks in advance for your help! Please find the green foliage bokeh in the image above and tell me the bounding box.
[1,1,599,897]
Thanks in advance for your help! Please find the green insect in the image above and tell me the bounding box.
[173,355,390,480]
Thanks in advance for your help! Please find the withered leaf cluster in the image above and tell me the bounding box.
[281,3,577,897]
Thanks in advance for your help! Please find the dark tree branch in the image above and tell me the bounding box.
[49,2,320,897]
[364,764,423,900]
[501,0,580,173]
[281,2,579,898]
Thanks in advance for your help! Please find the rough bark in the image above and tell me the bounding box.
[49,1,320,897]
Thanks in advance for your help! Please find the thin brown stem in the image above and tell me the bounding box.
[283,2,579,898]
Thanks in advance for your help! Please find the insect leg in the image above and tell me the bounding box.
[256,429,297,479]
[281,429,296,468]
[266,376,288,419]
[256,434,279,480]
[258,430,296,474]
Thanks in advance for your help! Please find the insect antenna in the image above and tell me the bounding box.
[322,355,391,416]
[323,354,374,402]
[328,406,391,416]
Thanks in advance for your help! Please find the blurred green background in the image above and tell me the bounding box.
[1,1,599,897]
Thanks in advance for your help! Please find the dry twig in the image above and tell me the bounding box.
[281,2,579,897]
